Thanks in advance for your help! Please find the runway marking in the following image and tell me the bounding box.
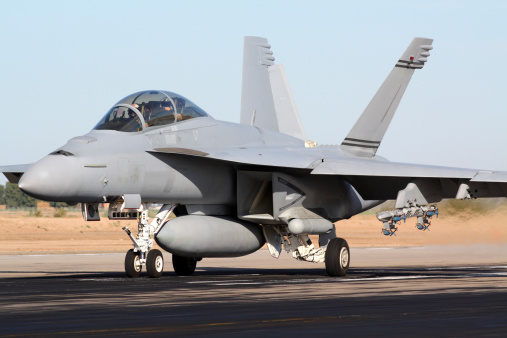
[427,266,507,270]
[20,253,119,257]
[214,282,264,286]
[79,278,122,281]
[182,269,507,286]
[343,275,440,282]
[72,268,507,285]
[188,280,252,284]
[469,272,507,277]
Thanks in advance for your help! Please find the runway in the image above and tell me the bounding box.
[1,246,507,336]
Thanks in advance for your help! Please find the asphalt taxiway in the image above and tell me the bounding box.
[1,245,507,336]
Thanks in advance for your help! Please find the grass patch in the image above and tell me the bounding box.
[439,198,506,218]
[28,209,42,217]
[53,208,68,218]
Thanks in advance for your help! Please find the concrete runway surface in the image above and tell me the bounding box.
[1,245,507,336]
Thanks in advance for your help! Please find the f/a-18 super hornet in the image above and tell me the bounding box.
[2,36,506,278]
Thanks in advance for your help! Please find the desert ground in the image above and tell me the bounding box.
[1,199,506,255]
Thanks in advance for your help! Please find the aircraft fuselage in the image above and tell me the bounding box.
[19,117,300,204]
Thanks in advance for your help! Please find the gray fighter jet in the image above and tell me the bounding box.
[2,37,506,277]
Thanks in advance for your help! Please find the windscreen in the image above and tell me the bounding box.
[93,106,142,132]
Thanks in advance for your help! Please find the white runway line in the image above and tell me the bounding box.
[344,275,440,282]
[183,268,507,286]
[427,266,507,270]
[214,282,264,286]
[21,253,121,257]
[188,280,253,284]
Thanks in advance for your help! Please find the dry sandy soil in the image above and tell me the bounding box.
[1,202,506,254]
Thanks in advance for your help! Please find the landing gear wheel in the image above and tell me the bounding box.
[125,249,142,278]
[172,254,197,276]
[325,238,350,277]
[146,249,164,278]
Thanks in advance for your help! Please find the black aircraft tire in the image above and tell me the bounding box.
[125,249,142,278]
[146,249,164,278]
[325,238,350,277]
[172,254,197,276]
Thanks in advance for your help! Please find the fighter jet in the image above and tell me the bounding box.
[2,37,506,278]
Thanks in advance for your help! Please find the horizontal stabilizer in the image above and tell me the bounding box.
[0,163,33,183]
[341,37,433,158]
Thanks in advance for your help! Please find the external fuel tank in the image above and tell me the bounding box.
[155,215,265,258]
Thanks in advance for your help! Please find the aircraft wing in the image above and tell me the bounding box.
[311,158,507,203]
[311,158,479,178]
[0,163,33,184]
[150,146,507,204]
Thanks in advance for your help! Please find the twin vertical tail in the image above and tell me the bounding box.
[240,37,306,140]
[340,38,433,158]
[240,36,433,150]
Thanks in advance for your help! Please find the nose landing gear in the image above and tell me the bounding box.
[146,249,164,278]
[125,249,142,278]
[122,204,176,278]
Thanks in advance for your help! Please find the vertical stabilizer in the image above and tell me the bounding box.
[341,37,433,157]
[241,37,278,131]
[240,37,306,140]
[269,64,306,140]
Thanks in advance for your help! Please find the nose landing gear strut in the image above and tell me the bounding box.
[123,204,176,278]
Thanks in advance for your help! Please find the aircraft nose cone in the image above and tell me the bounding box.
[18,155,83,202]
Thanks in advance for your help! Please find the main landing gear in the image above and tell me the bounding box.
[123,204,175,278]
[172,254,198,276]
[324,238,350,277]
[264,226,350,277]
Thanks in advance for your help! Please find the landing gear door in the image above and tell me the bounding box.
[122,194,142,209]
[81,203,100,221]
[108,194,141,220]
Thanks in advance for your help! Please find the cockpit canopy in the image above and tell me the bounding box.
[94,90,210,132]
